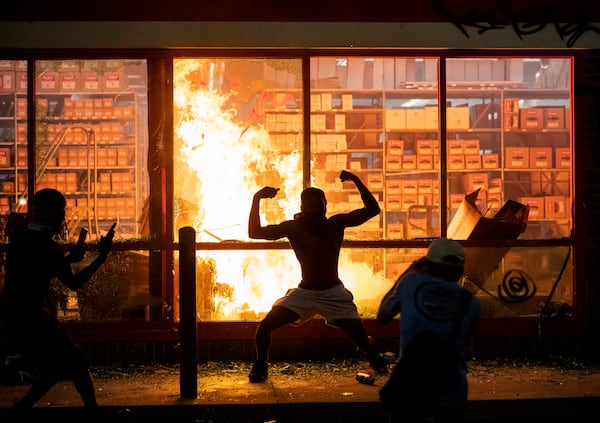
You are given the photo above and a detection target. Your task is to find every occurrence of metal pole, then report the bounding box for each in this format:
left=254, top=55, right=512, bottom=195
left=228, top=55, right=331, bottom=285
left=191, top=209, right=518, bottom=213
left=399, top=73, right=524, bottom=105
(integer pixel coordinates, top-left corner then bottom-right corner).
left=179, top=226, right=197, bottom=399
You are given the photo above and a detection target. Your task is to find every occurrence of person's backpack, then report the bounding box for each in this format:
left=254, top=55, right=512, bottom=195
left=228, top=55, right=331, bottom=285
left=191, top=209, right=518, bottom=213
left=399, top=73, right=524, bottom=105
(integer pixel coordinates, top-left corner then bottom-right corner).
left=379, top=290, right=472, bottom=418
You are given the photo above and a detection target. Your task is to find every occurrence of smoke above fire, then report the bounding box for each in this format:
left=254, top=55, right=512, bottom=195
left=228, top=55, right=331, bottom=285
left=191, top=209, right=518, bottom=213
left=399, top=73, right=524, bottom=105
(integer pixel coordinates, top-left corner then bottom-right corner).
left=173, top=59, right=389, bottom=321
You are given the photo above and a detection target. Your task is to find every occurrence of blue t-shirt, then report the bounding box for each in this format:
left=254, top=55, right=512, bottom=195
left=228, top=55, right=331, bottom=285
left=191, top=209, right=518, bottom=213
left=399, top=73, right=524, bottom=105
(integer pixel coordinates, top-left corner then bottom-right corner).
left=378, top=270, right=481, bottom=408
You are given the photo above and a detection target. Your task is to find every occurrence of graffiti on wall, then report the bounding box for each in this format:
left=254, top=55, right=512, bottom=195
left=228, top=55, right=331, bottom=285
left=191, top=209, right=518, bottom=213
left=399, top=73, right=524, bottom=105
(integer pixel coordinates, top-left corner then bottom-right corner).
left=433, top=0, right=600, bottom=47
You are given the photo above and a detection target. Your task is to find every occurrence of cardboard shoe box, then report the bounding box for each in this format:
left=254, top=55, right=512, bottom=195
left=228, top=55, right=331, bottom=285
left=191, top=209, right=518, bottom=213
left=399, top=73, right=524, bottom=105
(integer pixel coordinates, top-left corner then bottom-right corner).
left=385, top=179, right=402, bottom=195
left=447, top=140, right=464, bottom=155
left=386, top=195, right=402, bottom=211
left=387, top=139, right=404, bottom=155
left=519, top=196, right=545, bottom=219
left=482, top=153, right=499, bottom=169
left=446, top=106, right=470, bottom=129
left=0, top=148, right=11, bottom=167
left=505, top=147, right=530, bottom=168
left=385, top=109, right=406, bottom=130
left=543, top=107, right=565, bottom=129
left=36, top=71, right=59, bottom=93
left=59, top=72, right=80, bottom=92
left=555, top=148, right=571, bottom=168
left=0, top=71, right=15, bottom=92
left=463, top=173, right=489, bottom=192
left=545, top=195, right=568, bottom=219
left=465, top=154, right=481, bottom=169
left=529, top=147, right=553, bottom=169
left=462, top=139, right=480, bottom=155
left=405, top=109, right=425, bottom=129
left=448, top=154, right=465, bottom=170
left=519, top=108, right=544, bottom=129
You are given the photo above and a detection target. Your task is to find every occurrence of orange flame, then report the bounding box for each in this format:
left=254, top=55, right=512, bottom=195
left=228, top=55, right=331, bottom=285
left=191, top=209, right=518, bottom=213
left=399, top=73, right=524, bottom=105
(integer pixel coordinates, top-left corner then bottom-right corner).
left=173, top=59, right=390, bottom=321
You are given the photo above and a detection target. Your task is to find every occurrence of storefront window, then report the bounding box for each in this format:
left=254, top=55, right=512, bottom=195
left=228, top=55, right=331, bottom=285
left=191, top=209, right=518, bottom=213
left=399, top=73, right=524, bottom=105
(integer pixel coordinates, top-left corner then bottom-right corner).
left=0, top=60, right=28, bottom=241
left=0, top=53, right=579, bottom=326
left=172, top=58, right=305, bottom=321
left=34, top=59, right=149, bottom=242
left=445, top=57, right=573, bottom=318
left=170, top=55, right=574, bottom=322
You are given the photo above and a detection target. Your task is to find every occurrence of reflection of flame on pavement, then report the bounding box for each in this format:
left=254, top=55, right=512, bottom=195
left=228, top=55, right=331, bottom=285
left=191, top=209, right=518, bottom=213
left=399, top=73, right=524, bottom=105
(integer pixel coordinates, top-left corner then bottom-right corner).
left=173, top=59, right=388, bottom=321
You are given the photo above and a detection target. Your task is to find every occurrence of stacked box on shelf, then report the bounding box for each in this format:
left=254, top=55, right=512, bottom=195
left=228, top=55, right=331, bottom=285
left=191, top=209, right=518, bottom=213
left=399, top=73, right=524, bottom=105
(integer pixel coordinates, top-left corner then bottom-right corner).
left=465, top=155, right=481, bottom=169
left=488, top=177, right=502, bottom=194
left=385, top=109, right=406, bottom=130
left=386, top=154, right=402, bottom=170
left=530, top=147, right=553, bottom=169
left=545, top=196, right=568, bottom=219
left=1, top=181, right=15, bottom=193
left=112, top=171, right=135, bottom=192
left=504, top=98, right=520, bottom=129
left=0, top=70, right=16, bottom=93
left=487, top=192, right=503, bottom=214
left=519, top=196, right=545, bottom=219
left=449, top=194, right=464, bottom=210
left=104, top=70, right=127, bottom=92
left=402, top=194, right=418, bottom=210
left=14, top=97, right=26, bottom=119
left=0, top=197, right=10, bottom=215
left=424, top=106, right=438, bottom=129
left=505, top=147, right=530, bottom=168
left=417, top=155, right=434, bottom=170
left=349, top=157, right=368, bottom=170
left=0, top=148, right=11, bottom=167
left=386, top=194, right=401, bottom=211
left=403, top=179, right=417, bottom=195
left=463, top=173, right=489, bottom=192
left=385, top=179, right=402, bottom=195
left=463, top=139, right=480, bottom=155
left=543, top=107, right=565, bottom=128
left=367, top=173, right=383, bottom=191
left=405, top=109, right=425, bottom=129
left=58, top=71, right=80, bottom=92
left=386, top=223, right=404, bottom=240
left=36, top=71, right=59, bottom=93
left=519, top=108, right=544, bottom=129
left=417, top=180, right=433, bottom=205
left=325, top=153, right=347, bottom=171
left=447, top=106, right=470, bottom=129
left=448, top=140, right=464, bottom=155
left=401, top=154, right=417, bottom=170
left=448, top=155, right=465, bottom=170
left=387, top=139, right=404, bottom=155
left=482, top=154, right=499, bottom=169
left=416, top=139, right=437, bottom=155
left=555, top=148, right=571, bottom=168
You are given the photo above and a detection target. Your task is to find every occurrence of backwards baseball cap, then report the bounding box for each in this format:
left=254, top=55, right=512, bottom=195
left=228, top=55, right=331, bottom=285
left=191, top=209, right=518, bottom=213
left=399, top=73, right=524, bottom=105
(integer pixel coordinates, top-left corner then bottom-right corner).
left=426, top=238, right=465, bottom=265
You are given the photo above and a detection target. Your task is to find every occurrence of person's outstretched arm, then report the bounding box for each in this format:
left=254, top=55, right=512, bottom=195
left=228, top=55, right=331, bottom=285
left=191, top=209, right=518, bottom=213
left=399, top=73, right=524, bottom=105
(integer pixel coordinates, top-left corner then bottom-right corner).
left=59, top=229, right=115, bottom=291
left=339, top=170, right=381, bottom=226
left=248, top=186, right=287, bottom=240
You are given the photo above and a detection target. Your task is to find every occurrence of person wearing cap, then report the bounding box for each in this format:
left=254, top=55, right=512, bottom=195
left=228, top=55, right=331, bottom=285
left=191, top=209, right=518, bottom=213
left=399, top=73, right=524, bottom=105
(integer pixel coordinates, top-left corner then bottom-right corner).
left=377, top=238, right=482, bottom=423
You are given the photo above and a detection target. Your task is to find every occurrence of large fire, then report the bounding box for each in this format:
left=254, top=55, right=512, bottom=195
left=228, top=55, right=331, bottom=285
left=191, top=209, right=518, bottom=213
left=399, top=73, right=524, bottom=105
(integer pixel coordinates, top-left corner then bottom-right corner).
left=173, top=59, right=390, bottom=321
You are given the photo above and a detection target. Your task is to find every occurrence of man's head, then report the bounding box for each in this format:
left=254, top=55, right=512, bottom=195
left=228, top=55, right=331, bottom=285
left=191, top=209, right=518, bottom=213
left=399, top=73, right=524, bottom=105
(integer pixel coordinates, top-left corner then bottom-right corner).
left=31, top=188, right=66, bottom=233
left=425, top=238, right=465, bottom=281
left=300, top=187, right=327, bottom=218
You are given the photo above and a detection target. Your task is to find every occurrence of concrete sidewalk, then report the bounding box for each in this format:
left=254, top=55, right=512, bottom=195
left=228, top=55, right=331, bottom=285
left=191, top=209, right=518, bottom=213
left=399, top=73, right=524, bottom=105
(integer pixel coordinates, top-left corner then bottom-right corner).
left=1, top=359, right=599, bottom=422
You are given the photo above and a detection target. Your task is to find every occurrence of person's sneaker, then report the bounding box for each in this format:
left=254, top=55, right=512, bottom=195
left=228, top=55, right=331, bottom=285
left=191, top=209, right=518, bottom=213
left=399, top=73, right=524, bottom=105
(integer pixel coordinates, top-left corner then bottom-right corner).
left=248, top=361, right=268, bottom=383
left=367, top=351, right=389, bottom=374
